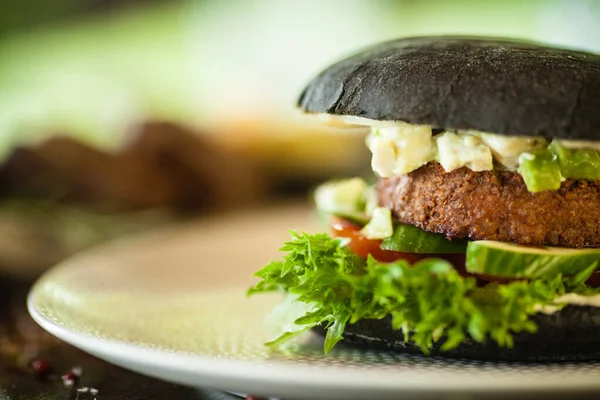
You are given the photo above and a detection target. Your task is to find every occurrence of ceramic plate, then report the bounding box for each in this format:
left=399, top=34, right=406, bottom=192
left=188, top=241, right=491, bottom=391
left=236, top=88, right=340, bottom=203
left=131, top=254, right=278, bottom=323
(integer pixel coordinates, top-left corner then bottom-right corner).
left=28, top=203, right=600, bottom=399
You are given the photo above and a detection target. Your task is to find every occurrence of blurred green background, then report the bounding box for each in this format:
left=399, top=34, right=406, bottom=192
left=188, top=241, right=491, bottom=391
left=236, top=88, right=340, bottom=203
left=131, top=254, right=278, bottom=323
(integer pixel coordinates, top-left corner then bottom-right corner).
left=0, top=0, right=599, bottom=278
left=0, top=0, right=599, bottom=156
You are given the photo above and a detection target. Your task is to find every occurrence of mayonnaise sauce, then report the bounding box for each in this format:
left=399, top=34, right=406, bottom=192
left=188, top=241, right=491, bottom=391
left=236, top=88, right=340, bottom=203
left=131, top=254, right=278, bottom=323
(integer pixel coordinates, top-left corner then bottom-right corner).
left=535, top=293, right=600, bottom=315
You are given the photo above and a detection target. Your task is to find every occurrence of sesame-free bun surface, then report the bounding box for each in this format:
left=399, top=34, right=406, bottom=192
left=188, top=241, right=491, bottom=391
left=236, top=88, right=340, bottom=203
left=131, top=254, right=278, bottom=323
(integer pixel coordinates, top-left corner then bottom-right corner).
left=299, top=37, right=600, bottom=140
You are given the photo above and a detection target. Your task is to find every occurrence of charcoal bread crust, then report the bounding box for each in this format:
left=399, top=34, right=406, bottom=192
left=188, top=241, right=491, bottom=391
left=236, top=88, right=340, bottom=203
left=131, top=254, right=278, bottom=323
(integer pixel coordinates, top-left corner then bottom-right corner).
left=313, top=306, right=600, bottom=362
left=298, top=36, right=600, bottom=141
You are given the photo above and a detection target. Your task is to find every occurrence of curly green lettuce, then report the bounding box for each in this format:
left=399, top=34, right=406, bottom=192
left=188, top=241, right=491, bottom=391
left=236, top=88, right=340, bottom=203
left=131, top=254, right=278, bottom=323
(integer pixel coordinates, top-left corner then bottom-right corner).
left=248, top=231, right=600, bottom=354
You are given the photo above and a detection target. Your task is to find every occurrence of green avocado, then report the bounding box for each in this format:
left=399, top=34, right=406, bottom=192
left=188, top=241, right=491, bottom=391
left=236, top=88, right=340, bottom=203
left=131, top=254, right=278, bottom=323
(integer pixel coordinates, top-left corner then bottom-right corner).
left=518, top=149, right=562, bottom=192
left=549, top=141, right=600, bottom=180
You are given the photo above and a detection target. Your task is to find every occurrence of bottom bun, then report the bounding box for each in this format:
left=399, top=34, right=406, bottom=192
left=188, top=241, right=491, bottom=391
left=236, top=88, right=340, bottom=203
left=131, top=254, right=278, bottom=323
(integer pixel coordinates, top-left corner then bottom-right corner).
left=313, top=306, right=600, bottom=362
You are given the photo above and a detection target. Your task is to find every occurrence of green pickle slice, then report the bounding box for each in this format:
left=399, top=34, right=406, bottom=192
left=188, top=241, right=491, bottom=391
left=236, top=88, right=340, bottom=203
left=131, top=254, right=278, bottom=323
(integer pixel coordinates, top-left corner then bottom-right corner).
left=381, top=224, right=468, bottom=253
left=466, top=240, right=600, bottom=278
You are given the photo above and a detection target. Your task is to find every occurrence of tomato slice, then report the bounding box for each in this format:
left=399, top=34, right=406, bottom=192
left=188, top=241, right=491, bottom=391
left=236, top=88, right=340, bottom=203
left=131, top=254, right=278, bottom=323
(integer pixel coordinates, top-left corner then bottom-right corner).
left=330, top=217, right=466, bottom=270
left=586, top=270, right=600, bottom=287
left=331, top=217, right=405, bottom=262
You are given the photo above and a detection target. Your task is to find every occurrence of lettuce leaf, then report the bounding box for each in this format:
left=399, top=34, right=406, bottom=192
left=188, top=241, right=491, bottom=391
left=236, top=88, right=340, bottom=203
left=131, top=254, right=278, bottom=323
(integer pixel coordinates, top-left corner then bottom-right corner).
left=248, top=231, right=600, bottom=353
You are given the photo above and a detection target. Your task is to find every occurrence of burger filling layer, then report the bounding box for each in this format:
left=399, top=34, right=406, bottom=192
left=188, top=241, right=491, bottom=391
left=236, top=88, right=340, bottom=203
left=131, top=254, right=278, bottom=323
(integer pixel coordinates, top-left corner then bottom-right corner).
left=249, top=225, right=600, bottom=353
left=249, top=173, right=600, bottom=353
left=365, top=122, right=600, bottom=193
left=248, top=117, right=600, bottom=354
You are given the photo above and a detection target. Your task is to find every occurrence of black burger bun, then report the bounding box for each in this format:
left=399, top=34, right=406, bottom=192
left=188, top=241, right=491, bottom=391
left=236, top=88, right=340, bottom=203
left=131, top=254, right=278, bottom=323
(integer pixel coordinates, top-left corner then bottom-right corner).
left=313, top=305, right=600, bottom=362
left=298, top=36, right=600, bottom=141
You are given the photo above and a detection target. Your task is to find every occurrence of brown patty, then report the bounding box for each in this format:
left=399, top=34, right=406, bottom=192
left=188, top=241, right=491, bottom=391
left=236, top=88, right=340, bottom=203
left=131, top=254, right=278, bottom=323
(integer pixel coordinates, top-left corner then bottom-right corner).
left=378, top=163, right=600, bottom=248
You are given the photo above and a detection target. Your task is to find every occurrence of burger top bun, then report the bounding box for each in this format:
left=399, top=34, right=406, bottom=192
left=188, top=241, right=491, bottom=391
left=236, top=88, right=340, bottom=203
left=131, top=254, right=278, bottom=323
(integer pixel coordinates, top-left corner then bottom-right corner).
left=298, top=36, right=600, bottom=141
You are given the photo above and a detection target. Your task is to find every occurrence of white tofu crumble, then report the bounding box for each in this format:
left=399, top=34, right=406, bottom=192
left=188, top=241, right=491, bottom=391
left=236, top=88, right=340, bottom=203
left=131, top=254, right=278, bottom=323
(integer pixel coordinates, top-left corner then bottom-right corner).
left=365, top=122, right=545, bottom=177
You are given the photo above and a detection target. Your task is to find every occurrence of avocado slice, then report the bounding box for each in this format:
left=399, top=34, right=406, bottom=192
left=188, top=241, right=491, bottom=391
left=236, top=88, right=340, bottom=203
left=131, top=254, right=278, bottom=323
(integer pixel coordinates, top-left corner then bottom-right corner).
left=549, top=140, right=600, bottom=181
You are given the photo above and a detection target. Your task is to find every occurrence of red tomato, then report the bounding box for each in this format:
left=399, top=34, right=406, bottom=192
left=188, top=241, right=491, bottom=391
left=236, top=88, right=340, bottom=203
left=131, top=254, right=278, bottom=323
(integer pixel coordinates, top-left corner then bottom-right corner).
left=586, top=270, right=600, bottom=287
left=330, top=217, right=466, bottom=270
left=330, top=217, right=407, bottom=262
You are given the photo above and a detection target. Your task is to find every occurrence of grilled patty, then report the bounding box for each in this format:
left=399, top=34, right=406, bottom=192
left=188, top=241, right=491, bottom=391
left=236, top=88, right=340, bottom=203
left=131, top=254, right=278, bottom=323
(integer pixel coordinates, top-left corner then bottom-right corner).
left=378, top=163, right=600, bottom=248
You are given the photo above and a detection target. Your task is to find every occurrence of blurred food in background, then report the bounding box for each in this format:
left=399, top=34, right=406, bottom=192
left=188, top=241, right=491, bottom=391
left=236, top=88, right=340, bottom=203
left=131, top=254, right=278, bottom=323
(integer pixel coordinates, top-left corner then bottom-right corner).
left=0, top=122, right=264, bottom=211
left=0, top=0, right=598, bottom=278
left=0, top=122, right=265, bottom=279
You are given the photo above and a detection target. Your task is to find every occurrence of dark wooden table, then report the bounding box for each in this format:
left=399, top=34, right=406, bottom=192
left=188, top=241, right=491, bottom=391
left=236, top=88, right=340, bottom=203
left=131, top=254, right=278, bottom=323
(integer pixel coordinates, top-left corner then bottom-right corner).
left=0, top=275, right=242, bottom=400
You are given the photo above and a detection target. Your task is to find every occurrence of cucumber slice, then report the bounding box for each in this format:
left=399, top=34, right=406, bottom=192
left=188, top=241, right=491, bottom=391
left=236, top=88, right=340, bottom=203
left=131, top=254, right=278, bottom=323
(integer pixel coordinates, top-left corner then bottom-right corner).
left=466, top=240, right=600, bottom=278
left=381, top=224, right=468, bottom=253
